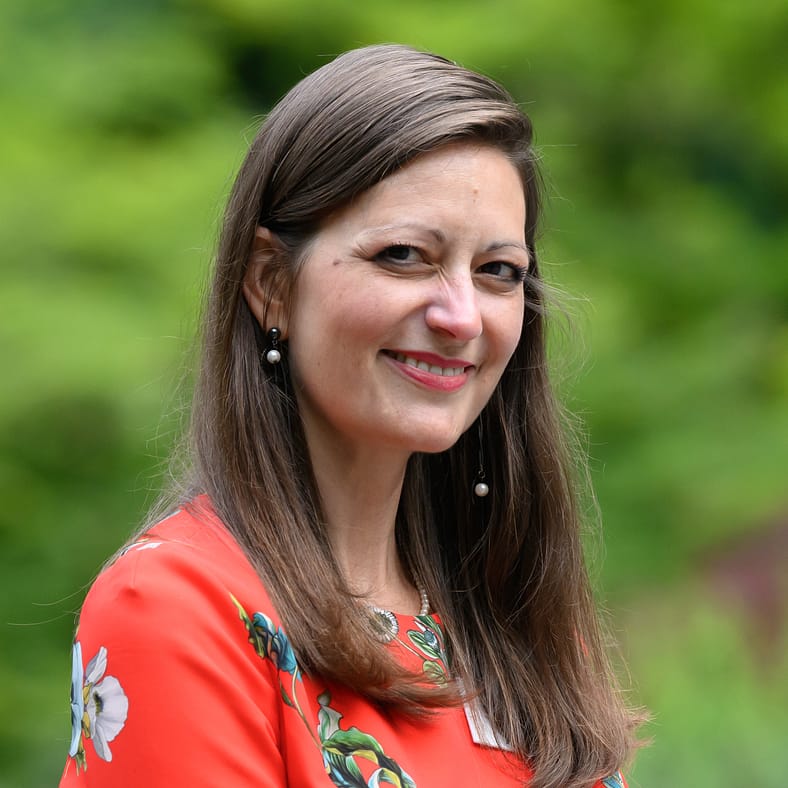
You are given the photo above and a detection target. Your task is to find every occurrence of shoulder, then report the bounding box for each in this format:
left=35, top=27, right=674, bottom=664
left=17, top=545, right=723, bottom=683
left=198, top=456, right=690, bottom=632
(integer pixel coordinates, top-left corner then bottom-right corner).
left=76, top=496, right=281, bottom=665
left=82, top=497, right=269, bottom=628
left=63, top=498, right=288, bottom=784
left=104, top=497, right=254, bottom=581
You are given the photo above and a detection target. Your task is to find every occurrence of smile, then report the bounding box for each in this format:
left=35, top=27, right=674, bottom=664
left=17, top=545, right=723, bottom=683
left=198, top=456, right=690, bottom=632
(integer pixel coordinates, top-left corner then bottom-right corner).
left=391, top=352, right=465, bottom=377
left=382, top=349, right=473, bottom=393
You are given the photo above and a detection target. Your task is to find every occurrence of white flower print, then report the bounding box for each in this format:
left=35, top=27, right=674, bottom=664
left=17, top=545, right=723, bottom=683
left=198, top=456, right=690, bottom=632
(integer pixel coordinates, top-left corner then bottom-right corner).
left=68, top=642, right=129, bottom=772
left=118, top=538, right=163, bottom=557
left=69, top=642, right=85, bottom=759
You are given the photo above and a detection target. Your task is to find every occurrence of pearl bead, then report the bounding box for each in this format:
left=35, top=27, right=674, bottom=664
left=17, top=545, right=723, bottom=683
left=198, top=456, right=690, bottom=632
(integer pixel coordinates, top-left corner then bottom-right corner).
left=474, top=482, right=489, bottom=497
left=418, top=586, right=430, bottom=616
left=266, top=348, right=281, bottom=364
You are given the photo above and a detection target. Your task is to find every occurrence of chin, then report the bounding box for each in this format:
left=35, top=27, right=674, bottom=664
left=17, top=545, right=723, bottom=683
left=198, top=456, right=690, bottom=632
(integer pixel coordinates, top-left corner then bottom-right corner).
left=377, top=412, right=474, bottom=456
left=403, top=428, right=466, bottom=456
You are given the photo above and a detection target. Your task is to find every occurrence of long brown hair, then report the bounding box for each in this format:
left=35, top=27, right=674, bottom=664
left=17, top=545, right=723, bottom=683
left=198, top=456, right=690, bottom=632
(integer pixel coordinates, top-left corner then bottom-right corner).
left=172, top=44, right=639, bottom=788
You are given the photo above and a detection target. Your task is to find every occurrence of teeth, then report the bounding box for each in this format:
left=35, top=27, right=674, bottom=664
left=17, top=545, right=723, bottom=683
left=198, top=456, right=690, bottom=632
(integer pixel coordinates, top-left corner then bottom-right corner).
left=393, top=352, right=464, bottom=377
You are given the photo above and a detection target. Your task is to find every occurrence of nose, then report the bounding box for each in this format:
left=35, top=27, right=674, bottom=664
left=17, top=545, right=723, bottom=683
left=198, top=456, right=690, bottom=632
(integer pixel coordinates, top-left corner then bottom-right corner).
left=424, top=273, right=483, bottom=341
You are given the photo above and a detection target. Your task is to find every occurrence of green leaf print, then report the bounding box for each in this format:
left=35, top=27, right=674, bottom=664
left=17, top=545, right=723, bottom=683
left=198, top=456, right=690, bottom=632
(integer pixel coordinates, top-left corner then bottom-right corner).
left=414, top=614, right=443, bottom=639
left=406, top=630, right=441, bottom=661
left=422, top=660, right=447, bottom=685
left=317, top=691, right=417, bottom=788
left=324, top=728, right=388, bottom=758
left=231, top=595, right=271, bottom=659
left=280, top=683, right=295, bottom=707
left=403, top=616, right=449, bottom=686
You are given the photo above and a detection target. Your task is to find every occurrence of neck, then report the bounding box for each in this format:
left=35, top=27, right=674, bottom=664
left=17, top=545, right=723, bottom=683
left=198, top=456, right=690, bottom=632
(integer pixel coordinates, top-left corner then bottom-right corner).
left=308, top=438, right=422, bottom=614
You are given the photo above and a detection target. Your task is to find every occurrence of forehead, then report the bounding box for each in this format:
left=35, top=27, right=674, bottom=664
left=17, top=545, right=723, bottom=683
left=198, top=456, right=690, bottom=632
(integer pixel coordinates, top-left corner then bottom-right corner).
left=327, top=143, right=527, bottom=237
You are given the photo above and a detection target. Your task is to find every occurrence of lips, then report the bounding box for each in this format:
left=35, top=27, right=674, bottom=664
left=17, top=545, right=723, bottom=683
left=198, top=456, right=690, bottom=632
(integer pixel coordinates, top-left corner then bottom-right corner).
left=382, top=349, right=473, bottom=392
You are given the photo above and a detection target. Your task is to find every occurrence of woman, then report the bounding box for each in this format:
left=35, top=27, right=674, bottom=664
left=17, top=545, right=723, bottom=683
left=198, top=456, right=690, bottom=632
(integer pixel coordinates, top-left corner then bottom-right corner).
left=62, top=45, right=640, bottom=787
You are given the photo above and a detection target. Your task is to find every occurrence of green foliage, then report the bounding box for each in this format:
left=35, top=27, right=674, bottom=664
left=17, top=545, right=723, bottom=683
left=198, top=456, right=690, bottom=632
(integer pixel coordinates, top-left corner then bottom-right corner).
left=1, top=1, right=785, bottom=785
left=624, top=587, right=788, bottom=787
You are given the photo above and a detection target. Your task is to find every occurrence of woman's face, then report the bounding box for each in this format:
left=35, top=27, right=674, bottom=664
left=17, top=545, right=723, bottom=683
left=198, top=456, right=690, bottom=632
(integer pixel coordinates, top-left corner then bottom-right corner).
left=284, top=143, right=529, bottom=461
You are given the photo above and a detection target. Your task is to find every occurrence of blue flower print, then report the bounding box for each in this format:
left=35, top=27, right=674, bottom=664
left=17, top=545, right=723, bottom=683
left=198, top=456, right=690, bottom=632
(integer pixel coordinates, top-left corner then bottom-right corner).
left=231, top=594, right=313, bottom=731
left=251, top=611, right=298, bottom=674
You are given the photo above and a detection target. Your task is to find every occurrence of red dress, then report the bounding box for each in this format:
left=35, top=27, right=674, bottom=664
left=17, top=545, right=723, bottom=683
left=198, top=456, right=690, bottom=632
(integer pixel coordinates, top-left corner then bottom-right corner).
left=61, top=498, right=626, bottom=787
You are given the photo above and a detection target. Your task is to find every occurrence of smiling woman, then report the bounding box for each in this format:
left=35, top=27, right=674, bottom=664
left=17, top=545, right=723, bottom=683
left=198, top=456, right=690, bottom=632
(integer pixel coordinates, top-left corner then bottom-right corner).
left=60, top=45, right=642, bottom=788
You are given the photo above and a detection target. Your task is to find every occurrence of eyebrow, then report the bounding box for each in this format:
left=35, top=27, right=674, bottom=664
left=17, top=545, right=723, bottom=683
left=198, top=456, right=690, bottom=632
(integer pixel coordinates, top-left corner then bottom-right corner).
left=485, top=240, right=530, bottom=256
left=362, top=223, right=447, bottom=244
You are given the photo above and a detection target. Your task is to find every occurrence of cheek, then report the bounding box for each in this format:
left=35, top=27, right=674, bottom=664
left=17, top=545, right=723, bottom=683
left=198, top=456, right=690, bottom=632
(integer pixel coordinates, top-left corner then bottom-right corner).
left=326, top=287, right=398, bottom=351
left=288, top=288, right=386, bottom=379
left=504, top=321, right=524, bottom=363
left=491, top=300, right=525, bottom=366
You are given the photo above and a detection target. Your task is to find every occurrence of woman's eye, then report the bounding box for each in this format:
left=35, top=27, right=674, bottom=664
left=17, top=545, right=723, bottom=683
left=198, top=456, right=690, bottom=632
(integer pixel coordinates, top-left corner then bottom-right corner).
left=376, top=244, right=420, bottom=264
left=479, top=261, right=527, bottom=282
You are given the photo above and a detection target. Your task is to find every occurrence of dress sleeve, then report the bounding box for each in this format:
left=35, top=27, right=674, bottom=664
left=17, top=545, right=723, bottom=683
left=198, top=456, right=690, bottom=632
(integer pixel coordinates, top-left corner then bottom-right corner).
left=59, top=539, right=287, bottom=787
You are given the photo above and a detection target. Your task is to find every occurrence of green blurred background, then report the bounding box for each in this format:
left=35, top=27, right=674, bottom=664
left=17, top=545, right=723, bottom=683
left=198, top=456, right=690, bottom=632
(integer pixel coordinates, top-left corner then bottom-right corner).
left=2, top=1, right=786, bottom=785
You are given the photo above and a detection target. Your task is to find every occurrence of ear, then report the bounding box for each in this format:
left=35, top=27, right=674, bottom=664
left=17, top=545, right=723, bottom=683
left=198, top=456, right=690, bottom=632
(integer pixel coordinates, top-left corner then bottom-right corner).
left=242, top=226, right=290, bottom=337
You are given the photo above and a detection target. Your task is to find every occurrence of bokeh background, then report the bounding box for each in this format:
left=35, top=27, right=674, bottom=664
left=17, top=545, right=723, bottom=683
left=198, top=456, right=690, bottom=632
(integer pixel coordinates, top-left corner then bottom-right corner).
left=2, top=1, right=786, bottom=785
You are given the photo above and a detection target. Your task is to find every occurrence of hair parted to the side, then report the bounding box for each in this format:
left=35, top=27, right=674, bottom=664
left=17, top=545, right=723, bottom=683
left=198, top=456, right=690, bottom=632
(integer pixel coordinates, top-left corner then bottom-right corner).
left=169, top=44, right=640, bottom=788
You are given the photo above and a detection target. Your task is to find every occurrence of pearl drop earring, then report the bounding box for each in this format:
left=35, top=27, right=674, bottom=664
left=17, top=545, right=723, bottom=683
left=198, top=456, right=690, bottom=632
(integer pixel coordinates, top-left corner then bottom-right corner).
left=473, top=417, right=489, bottom=497
left=265, top=327, right=282, bottom=364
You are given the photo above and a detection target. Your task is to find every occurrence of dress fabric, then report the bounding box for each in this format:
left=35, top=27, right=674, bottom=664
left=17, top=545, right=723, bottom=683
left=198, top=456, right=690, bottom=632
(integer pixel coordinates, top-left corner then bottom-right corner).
left=60, top=497, right=626, bottom=788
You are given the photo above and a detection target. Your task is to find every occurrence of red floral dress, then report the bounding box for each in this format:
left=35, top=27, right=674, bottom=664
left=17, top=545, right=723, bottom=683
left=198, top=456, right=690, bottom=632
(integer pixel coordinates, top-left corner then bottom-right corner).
left=61, top=498, right=626, bottom=788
